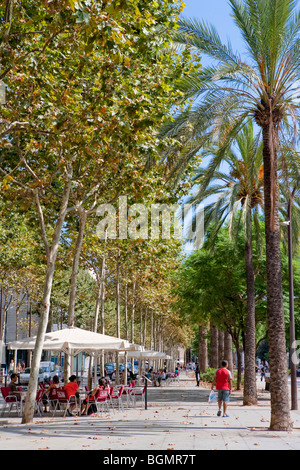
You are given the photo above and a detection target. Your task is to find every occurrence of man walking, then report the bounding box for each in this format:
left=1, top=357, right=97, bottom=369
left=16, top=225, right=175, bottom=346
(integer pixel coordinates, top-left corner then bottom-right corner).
left=211, top=360, right=232, bottom=417
left=195, top=363, right=200, bottom=387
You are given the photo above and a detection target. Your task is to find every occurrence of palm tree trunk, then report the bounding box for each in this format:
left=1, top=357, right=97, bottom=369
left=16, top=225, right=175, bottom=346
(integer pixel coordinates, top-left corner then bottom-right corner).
left=224, top=329, right=233, bottom=375
left=198, top=323, right=208, bottom=373
left=210, top=322, right=219, bottom=368
left=236, top=343, right=242, bottom=390
left=218, top=329, right=224, bottom=368
left=243, top=225, right=258, bottom=405
left=262, top=123, right=292, bottom=430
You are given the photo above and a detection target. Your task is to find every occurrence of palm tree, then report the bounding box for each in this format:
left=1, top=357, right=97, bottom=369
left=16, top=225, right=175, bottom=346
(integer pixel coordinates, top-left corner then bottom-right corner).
left=167, top=0, right=300, bottom=430
left=186, top=121, right=264, bottom=405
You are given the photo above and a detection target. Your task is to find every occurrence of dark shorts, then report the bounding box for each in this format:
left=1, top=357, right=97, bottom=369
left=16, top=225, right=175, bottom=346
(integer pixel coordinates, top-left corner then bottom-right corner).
left=217, top=390, right=230, bottom=402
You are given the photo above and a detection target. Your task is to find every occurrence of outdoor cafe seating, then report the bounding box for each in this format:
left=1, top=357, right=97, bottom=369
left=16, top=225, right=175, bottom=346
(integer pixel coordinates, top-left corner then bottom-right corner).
left=1, top=386, right=45, bottom=417
left=48, top=387, right=79, bottom=417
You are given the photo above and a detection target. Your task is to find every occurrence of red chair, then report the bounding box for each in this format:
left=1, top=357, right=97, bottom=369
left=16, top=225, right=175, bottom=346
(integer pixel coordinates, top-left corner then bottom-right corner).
left=82, top=388, right=109, bottom=415
left=110, top=385, right=124, bottom=411
left=57, top=388, right=78, bottom=416
left=35, top=389, right=45, bottom=416
left=48, top=387, right=76, bottom=416
left=48, top=387, right=60, bottom=415
left=95, top=389, right=109, bottom=414
left=1, top=387, right=21, bottom=416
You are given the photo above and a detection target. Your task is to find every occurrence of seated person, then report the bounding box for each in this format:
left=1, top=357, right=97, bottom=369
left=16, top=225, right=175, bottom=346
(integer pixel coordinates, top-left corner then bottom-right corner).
left=8, top=373, right=22, bottom=401
left=101, top=377, right=110, bottom=394
left=154, top=370, right=166, bottom=387
left=45, top=375, right=60, bottom=393
left=81, top=378, right=107, bottom=415
left=64, top=375, right=80, bottom=416
left=43, top=375, right=60, bottom=413
left=146, top=368, right=153, bottom=380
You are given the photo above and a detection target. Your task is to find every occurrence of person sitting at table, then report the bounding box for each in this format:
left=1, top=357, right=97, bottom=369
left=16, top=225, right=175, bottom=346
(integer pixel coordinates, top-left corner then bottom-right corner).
left=8, top=373, right=22, bottom=401
left=128, top=369, right=135, bottom=383
left=101, top=377, right=110, bottom=394
left=153, top=370, right=166, bottom=387
left=81, top=378, right=107, bottom=415
left=64, top=375, right=80, bottom=416
left=43, top=375, right=60, bottom=413
left=146, top=367, right=153, bottom=380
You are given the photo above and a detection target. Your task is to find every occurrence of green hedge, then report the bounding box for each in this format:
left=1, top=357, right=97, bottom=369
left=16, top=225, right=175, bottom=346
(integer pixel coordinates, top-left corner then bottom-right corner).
left=200, top=368, right=216, bottom=383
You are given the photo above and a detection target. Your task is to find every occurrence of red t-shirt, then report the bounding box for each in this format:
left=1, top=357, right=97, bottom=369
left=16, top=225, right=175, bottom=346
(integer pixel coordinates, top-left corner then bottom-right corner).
left=64, top=381, right=79, bottom=398
left=215, top=368, right=232, bottom=390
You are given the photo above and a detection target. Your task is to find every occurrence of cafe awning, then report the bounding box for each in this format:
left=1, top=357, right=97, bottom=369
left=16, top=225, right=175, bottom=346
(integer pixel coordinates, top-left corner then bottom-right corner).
left=7, top=327, right=134, bottom=356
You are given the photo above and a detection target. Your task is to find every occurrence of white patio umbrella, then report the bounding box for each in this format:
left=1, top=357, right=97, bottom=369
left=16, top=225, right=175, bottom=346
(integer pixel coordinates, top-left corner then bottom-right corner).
left=7, top=327, right=134, bottom=356
left=119, top=350, right=170, bottom=376
left=120, top=350, right=168, bottom=359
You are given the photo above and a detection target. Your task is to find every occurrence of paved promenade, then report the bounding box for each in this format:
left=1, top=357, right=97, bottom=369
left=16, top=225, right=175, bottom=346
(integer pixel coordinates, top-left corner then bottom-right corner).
left=0, top=373, right=300, bottom=452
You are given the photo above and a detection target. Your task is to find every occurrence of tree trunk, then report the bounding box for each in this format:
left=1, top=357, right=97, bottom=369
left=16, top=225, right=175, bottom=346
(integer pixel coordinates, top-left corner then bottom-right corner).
left=262, top=123, right=291, bottom=430
left=236, top=343, right=242, bottom=390
left=124, top=277, right=128, bottom=340
left=115, top=256, right=121, bottom=385
left=140, top=309, right=143, bottom=345
left=210, top=322, right=219, bottom=368
left=130, top=280, right=136, bottom=345
left=93, top=261, right=106, bottom=380
left=67, top=209, right=88, bottom=327
left=143, top=308, right=147, bottom=347
left=21, top=179, right=72, bottom=424
left=64, top=208, right=88, bottom=382
left=224, top=329, right=233, bottom=375
left=198, top=323, right=208, bottom=372
left=218, top=329, right=224, bottom=368
left=243, top=228, right=258, bottom=405
left=150, top=309, right=154, bottom=350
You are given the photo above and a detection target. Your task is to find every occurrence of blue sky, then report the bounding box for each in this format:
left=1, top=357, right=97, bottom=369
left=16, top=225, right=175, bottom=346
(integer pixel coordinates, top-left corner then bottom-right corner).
left=181, top=0, right=245, bottom=53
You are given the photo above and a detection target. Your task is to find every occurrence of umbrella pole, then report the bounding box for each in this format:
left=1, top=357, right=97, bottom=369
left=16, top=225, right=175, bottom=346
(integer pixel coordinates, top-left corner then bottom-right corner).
left=94, top=354, right=98, bottom=388
left=124, top=352, right=128, bottom=386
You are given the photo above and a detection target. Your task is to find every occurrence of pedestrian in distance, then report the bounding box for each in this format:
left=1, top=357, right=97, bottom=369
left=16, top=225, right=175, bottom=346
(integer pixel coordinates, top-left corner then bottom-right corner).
left=8, top=359, right=14, bottom=376
left=211, top=360, right=232, bottom=418
left=195, top=363, right=200, bottom=387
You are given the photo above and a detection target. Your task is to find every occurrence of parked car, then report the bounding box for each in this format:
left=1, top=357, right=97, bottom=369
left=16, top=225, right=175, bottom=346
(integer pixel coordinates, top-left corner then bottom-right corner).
left=93, top=361, right=139, bottom=377
left=104, top=363, right=115, bottom=374
left=297, top=367, right=300, bottom=378
left=19, top=367, right=45, bottom=385
left=55, top=366, right=63, bottom=381
left=39, top=361, right=57, bottom=383
left=119, top=362, right=139, bottom=374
